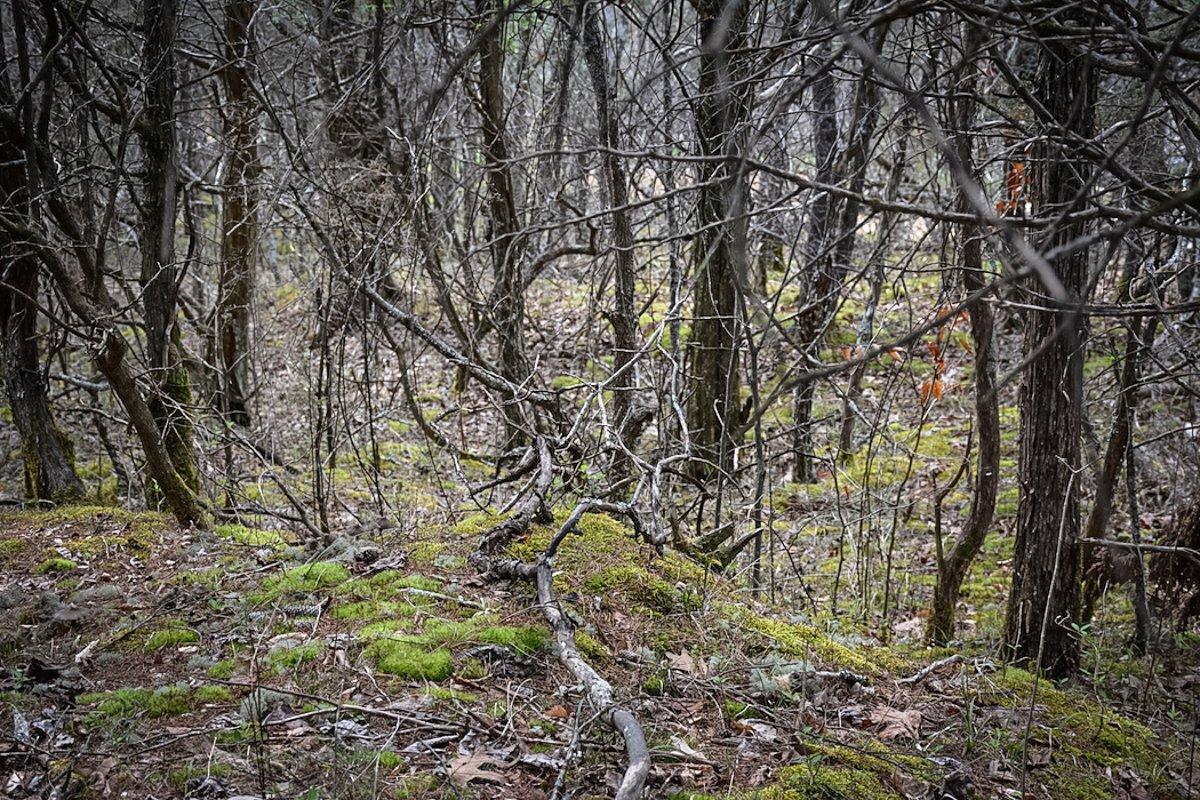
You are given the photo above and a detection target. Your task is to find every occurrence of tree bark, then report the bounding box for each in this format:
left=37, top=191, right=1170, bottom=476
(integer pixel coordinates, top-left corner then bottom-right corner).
left=928, top=24, right=998, bottom=645
left=0, top=64, right=84, bottom=504
left=687, top=0, right=750, bottom=479
left=579, top=0, right=639, bottom=479
left=1003, top=22, right=1096, bottom=678
left=791, top=52, right=839, bottom=484
left=476, top=0, right=531, bottom=450
left=217, top=0, right=259, bottom=426
left=140, top=0, right=201, bottom=496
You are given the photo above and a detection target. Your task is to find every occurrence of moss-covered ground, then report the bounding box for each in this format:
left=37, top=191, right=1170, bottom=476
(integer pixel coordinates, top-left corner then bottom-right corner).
left=0, top=493, right=1193, bottom=799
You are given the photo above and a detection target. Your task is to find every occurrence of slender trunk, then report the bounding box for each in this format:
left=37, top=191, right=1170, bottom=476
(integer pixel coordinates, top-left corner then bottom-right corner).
left=928, top=25, right=998, bottom=645
left=791, top=52, right=839, bottom=483
left=579, top=0, right=639, bottom=478
left=1003, top=22, right=1096, bottom=678
left=217, top=0, right=259, bottom=426
left=1, top=260, right=85, bottom=503
left=476, top=0, right=530, bottom=449
left=688, top=0, right=750, bottom=480
left=141, top=0, right=201, bottom=496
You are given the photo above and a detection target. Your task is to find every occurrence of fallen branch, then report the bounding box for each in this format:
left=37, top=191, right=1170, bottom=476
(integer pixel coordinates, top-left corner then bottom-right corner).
left=488, top=499, right=651, bottom=800
left=897, top=653, right=964, bottom=685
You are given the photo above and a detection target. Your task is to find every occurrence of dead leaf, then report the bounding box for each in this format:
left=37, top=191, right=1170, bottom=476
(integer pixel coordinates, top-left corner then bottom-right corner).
left=869, top=705, right=922, bottom=740
left=545, top=704, right=570, bottom=719
left=667, top=648, right=697, bottom=674
left=448, top=752, right=507, bottom=787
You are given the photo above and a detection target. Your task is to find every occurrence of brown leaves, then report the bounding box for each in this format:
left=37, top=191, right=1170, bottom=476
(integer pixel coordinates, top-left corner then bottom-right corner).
left=868, top=705, right=922, bottom=741
left=447, top=751, right=507, bottom=788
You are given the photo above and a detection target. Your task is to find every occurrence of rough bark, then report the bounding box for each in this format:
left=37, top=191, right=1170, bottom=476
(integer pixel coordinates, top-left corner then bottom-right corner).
left=140, top=0, right=201, bottom=496
left=928, top=25, right=998, bottom=645
left=0, top=79, right=84, bottom=504
left=1003, top=23, right=1096, bottom=678
left=476, top=0, right=531, bottom=450
left=791, top=52, right=839, bottom=484
left=687, top=0, right=750, bottom=479
left=579, top=0, right=640, bottom=478
left=216, top=0, right=259, bottom=426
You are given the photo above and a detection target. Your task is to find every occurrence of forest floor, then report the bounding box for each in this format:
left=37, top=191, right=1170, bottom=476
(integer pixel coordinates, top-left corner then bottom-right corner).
left=1, top=499, right=1197, bottom=800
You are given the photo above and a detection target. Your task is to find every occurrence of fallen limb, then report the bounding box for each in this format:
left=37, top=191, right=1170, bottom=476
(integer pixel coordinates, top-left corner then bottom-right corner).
left=488, top=499, right=651, bottom=800
left=897, top=653, right=964, bottom=685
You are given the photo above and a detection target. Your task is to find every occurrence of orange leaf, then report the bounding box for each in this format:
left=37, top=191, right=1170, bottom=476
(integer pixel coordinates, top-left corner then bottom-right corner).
left=546, top=705, right=570, bottom=719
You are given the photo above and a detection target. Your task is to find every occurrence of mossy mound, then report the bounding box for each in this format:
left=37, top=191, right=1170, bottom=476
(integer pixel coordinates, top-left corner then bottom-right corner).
left=215, top=523, right=292, bottom=548
left=253, top=561, right=350, bottom=602
left=360, top=612, right=548, bottom=682
left=977, top=667, right=1176, bottom=796
left=78, top=683, right=233, bottom=728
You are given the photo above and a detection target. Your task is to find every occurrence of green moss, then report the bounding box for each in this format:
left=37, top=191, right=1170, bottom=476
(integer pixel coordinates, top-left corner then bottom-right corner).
left=338, top=571, right=441, bottom=601
left=425, top=685, right=477, bottom=704
left=761, top=760, right=901, bottom=800
left=409, top=541, right=446, bottom=565
left=36, top=557, right=77, bottom=574
left=723, top=700, right=750, bottom=720
left=215, top=523, right=290, bottom=548
left=367, top=639, right=453, bottom=680
left=78, top=684, right=199, bottom=725
left=0, top=538, right=28, bottom=557
left=333, top=600, right=419, bottom=621
left=730, top=607, right=884, bottom=676
left=267, top=641, right=323, bottom=672
left=584, top=565, right=700, bottom=614
left=206, top=659, right=236, bottom=680
left=575, top=630, right=610, bottom=661
left=643, top=674, right=667, bottom=695
left=142, top=623, right=200, bottom=652
left=256, top=561, right=349, bottom=601
left=193, top=685, right=233, bottom=705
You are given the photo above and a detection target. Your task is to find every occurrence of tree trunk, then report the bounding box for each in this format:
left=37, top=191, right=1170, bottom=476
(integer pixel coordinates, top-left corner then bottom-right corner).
left=687, top=0, right=750, bottom=479
left=928, top=23, right=997, bottom=645
left=791, top=52, right=839, bottom=484
left=0, top=83, right=85, bottom=504
left=1, top=260, right=85, bottom=504
left=579, top=0, right=639, bottom=478
left=141, top=0, right=201, bottom=496
left=217, top=0, right=259, bottom=426
left=1003, top=23, right=1096, bottom=678
left=476, top=0, right=530, bottom=450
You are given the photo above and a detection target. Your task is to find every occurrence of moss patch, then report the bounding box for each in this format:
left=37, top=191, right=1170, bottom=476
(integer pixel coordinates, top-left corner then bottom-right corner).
left=35, top=557, right=77, bottom=574
left=255, top=561, right=349, bottom=602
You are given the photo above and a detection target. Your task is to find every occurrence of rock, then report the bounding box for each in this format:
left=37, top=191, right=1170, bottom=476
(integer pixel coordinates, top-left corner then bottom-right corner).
left=69, top=584, right=122, bottom=605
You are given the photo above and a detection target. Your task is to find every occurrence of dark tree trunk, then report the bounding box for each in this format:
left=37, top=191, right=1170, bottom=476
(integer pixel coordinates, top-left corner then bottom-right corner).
left=579, top=0, right=639, bottom=478
left=1, top=260, right=85, bottom=504
left=217, top=0, right=259, bottom=426
left=928, top=24, right=998, bottom=645
left=140, top=0, right=201, bottom=496
left=476, top=0, right=530, bottom=450
left=1003, top=24, right=1096, bottom=678
left=0, top=7, right=84, bottom=504
left=687, top=0, right=750, bottom=479
left=792, top=53, right=839, bottom=484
